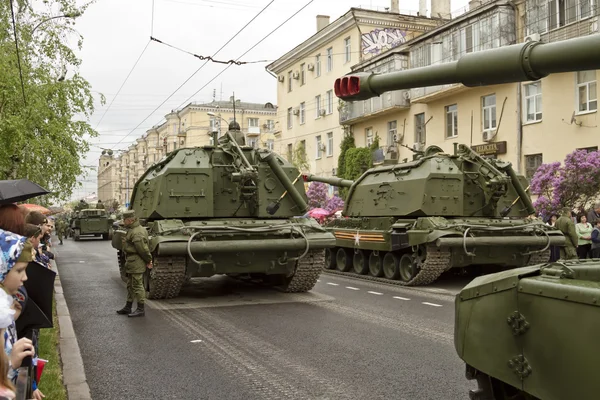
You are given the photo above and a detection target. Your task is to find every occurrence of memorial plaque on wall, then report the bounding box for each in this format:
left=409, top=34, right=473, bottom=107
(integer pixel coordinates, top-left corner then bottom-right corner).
left=471, top=141, right=507, bottom=156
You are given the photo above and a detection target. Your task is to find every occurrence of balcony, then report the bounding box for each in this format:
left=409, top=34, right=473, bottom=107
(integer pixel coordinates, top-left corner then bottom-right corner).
left=339, top=90, right=410, bottom=125
left=410, top=83, right=469, bottom=103
left=246, top=126, right=261, bottom=136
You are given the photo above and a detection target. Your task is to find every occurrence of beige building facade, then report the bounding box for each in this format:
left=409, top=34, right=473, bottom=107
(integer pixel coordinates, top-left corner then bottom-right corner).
left=268, top=0, right=599, bottom=185
left=97, top=98, right=277, bottom=205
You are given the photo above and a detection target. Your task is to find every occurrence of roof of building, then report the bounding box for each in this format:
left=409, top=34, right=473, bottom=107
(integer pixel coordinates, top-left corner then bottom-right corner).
left=185, top=99, right=278, bottom=112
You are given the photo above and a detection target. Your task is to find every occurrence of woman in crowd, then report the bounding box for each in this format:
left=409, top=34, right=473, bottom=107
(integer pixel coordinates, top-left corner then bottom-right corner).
left=575, top=214, right=593, bottom=259
left=0, top=206, right=25, bottom=237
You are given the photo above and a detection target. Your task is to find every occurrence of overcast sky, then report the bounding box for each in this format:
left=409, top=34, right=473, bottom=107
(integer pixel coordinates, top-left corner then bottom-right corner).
left=70, top=0, right=469, bottom=200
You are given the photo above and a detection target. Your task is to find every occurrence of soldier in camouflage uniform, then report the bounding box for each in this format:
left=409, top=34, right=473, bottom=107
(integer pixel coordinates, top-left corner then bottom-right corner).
left=556, top=207, right=579, bottom=260
left=56, top=218, right=66, bottom=245
left=116, top=210, right=153, bottom=317
left=96, top=199, right=105, bottom=210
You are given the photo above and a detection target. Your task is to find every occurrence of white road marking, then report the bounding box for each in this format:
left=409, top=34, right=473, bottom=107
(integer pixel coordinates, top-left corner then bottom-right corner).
left=316, top=280, right=320, bottom=282
left=190, top=340, right=203, bottom=343
left=79, top=261, right=85, bottom=263
left=326, top=282, right=339, bottom=286
left=393, top=296, right=411, bottom=301
left=367, top=291, right=383, bottom=295
left=422, top=302, right=443, bottom=307
left=345, top=286, right=360, bottom=290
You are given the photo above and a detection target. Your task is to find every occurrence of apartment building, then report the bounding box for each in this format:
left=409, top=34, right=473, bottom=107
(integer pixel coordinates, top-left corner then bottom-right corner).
left=97, top=98, right=277, bottom=205
left=266, top=1, right=443, bottom=179
left=269, top=0, right=599, bottom=183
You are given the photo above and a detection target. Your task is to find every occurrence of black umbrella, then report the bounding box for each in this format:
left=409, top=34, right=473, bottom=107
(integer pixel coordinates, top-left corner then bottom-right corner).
left=0, top=179, right=49, bottom=205
left=15, top=262, right=56, bottom=335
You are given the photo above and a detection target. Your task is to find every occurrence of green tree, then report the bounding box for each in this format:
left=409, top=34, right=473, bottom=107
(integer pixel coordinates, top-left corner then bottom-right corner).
left=370, top=133, right=380, bottom=151
left=0, top=0, right=102, bottom=202
left=337, top=128, right=355, bottom=179
left=291, top=141, right=309, bottom=171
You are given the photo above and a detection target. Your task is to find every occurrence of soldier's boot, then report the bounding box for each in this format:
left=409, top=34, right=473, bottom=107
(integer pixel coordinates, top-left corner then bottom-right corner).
left=116, top=302, right=133, bottom=315
left=128, top=304, right=145, bottom=318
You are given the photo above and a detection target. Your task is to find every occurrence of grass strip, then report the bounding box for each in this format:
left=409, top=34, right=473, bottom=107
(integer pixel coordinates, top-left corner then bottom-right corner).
left=37, top=299, right=67, bottom=400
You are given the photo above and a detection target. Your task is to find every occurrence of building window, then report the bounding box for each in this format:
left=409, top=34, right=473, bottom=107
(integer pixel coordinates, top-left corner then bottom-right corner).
left=366, top=127, right=374, bottom=146
left=327, top=132, right=333, bottom=156
left=316, top=135, right=322, bottom=159
left=525, top=153, right=543, bottom=179
left=577, top=70, right=597, bottom=113
left=300, top=102, right=306, bottom=124
left=344, top=37, right=351, bottom=63
left=287, top=71, right=292, bottom=92
left=266, top=139, right=274, bottom=151
left=315, top=54, right=321, bottom=77
left=315, top=95, right=321, bottom=118
left=287, top=143, right=293, bottom=162
left=326, top=47, right=333, bottom=72
left=445, top=104, right=458, bottom=138
left=248, top=138, right=258, bottom=148
left=326, top=90, right=333, bottom=114
left=248, top=118, right=259, bottom=127
left=287, top=107, right=293, bottom=129
left=172, top=123, right=177, bottom=134
left=415, top=113, right=425, bottom=144
left=209, top=117, right=217, bottom=132
left=387, top=121, right=397, bottom=145
left=265, top=119, right=275, bottom=131
left=524, top=82, right=542, bottom=122
left=548, top=0, right=578, bottom=30
left=300, top=63, right=306, bottom=85
left=482, top=94, right=497, bottom=132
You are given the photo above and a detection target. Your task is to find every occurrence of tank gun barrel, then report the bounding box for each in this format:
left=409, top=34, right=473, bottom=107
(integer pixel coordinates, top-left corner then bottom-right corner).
left=263, top=153, right=309, bottom=214
left=302, top=174, right=354, bottom=188
left=335, top=34, right=600, bottom=101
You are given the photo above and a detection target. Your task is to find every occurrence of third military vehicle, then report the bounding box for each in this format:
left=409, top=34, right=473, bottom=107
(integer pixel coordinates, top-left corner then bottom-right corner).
left=306, top=32, right=600, bottom=287
left=70, top=209, right=114, bottom=241
left=112, top=121, right=335, bottom=299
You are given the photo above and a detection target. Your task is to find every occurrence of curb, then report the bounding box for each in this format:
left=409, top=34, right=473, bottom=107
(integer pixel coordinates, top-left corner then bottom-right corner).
left=53, top=259, right=93, bottom=400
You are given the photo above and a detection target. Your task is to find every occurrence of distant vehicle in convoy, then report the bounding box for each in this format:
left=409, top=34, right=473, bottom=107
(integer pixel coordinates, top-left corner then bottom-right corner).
left=111, top=121, right=335, bottom=299
left=70, top=209, right=114, bottom=241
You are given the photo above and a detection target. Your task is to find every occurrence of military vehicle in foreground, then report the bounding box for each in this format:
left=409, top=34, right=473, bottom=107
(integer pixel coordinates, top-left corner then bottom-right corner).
left=455, top=259, right=600, bottom=400
left=70, top=209, right=113, bottom=241
left=309, top=33, right=600, bottom=287
left=112, top=121, right=335, bottom=299
left=305, top=143, right=563, bottom=286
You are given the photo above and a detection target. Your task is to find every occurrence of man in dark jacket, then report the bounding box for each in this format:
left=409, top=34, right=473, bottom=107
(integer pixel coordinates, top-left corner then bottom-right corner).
left=588, top=202, right=600, bottom=226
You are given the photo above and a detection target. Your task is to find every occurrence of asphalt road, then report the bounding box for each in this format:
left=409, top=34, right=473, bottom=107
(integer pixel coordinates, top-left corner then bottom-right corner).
left=55, top=236, right=475, bottom=400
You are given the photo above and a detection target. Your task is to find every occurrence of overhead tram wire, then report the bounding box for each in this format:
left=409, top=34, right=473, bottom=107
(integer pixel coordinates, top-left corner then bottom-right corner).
left=93, top=40, right=152, bottom=130
left=173, top=0, right=316, bottom=113
left=107, top=0, right=276, bottom=152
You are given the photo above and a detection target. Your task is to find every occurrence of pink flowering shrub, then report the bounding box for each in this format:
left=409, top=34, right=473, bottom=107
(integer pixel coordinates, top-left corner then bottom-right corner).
left=306, top=182, right=328, bottom=209
left=531, top=149, right=600, bottom=218
left=325, top=196, right=344, bottom=212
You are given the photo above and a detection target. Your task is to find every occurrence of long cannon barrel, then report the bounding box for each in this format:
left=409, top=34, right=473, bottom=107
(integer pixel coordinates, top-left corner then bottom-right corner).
left=335, top=34, right=600, bottom=101
left=264, top=152, right=309, bottom=214
left=302, top=174, right=354, bottom=188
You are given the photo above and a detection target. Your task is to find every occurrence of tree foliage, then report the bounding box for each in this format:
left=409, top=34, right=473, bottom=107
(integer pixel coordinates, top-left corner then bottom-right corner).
left=306, top=181, right=328, bottom=209
left=344, top=148, right=372, bottom=181
left=0, top=0, right=101, bottom=202
left=337, top=130, right=355, bottom=179
left=291, top=141, right=309, bottom=171
left=369, top=133, right=380, bottom=151
left=531, top=149, right=600, bottom=218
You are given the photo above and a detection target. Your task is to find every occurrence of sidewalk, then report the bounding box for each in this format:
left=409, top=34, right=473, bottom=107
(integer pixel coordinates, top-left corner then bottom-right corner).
left=52, top=246, right=92, bottom=400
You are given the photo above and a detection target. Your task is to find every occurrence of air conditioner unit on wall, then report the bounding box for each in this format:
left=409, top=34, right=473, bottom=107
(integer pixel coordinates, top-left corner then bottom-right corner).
left=293, top=71, right=300, bottom=79
left=307, top=63, right=314, bottom=71
left=293, top=108, right=300, bottom=115
left=525, top=33, right=540, bottom=42
left=482, top=130, right=495, bottom=142
left=319, top=109, right=326, bottom=116
left=413, top=142, right=424, bottom=151
left=278, top=75, right=285, bottom=82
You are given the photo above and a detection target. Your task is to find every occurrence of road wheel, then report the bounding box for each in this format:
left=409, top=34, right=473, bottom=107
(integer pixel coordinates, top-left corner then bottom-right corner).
left=383, top=252, right=400, bottom=280
left=336, top=248, right=352, bottom=272
left=399, top=254, right=418, bottom=283
left=324, top=248, right=336, bottom=269
left=368, top=251, right=384, bottom=277
left=353, top=249, right=369, bottom=275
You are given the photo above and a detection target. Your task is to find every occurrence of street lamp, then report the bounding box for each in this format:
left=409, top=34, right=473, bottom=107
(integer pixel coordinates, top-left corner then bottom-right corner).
left=31, top=11, right=82, bottom=34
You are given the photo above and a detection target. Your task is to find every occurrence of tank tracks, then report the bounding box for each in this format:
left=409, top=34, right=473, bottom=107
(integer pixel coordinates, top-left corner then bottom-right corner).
left=146, top=256, right=186, bottom=299
left=278, top=249, right=325, bottom=293
left=324, top=245, right=451, bottom=287
left=525, top=249, right=551, bottom=266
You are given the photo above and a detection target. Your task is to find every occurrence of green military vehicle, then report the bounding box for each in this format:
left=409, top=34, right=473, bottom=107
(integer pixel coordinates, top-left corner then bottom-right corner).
left=112, top=121, right=335, bottom=299
left=70, top=209, right=114, bottom=241
left=305, top=144, right=563, bottom=286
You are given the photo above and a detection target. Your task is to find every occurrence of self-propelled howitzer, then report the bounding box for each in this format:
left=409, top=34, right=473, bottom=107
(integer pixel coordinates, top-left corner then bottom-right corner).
left=334, top=33, right=600, bottom=101
left=305, top=144, right=564, bottom=286
left=111, top=122, right=335, bottom=299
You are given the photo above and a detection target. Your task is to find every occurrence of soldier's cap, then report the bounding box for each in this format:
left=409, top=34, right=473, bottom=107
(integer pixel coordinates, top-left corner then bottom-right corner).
left=122, top=210, right=136, bottom=219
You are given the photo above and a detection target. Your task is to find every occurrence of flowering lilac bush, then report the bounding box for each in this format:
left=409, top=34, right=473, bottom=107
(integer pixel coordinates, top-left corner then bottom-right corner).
left=531, top=149, right=600, bottom=218
left=306, top=182, right=328, bottom=209
left=325, top=196, right=344, bottom=212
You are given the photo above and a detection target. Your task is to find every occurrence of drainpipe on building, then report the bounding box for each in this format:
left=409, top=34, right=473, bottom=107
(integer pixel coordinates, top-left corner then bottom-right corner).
left=508, top=0, right=523, bottom=173
left=350, top=10, right=365, bottom=64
